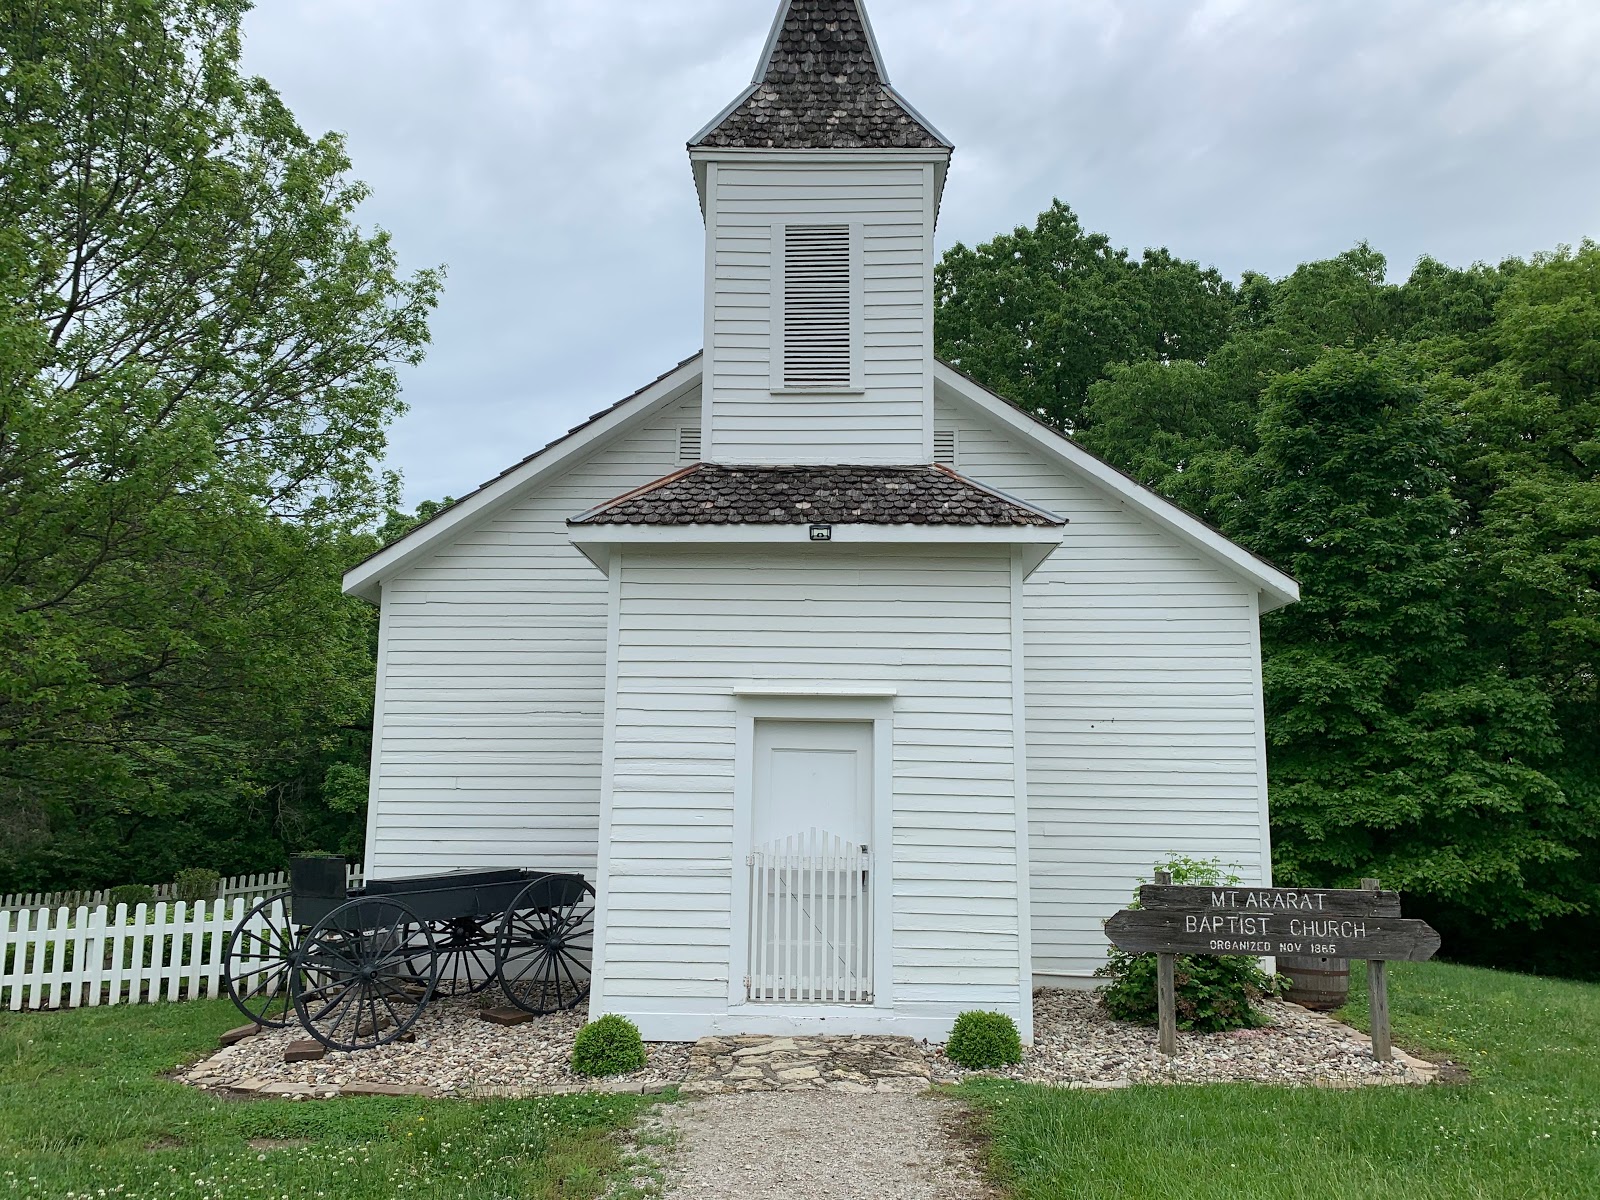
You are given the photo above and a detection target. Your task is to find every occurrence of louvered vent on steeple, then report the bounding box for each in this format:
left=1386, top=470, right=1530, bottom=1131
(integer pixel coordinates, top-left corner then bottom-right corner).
left=780, top=224, right=856, bottom=390
left=677, top=425, right=702, bottom=464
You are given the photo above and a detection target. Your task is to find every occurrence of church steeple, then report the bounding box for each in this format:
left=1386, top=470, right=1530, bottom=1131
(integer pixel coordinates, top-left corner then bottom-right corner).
left=691, top=0, right=949, bottom=152
left=689, top=0, right=951, bottom=467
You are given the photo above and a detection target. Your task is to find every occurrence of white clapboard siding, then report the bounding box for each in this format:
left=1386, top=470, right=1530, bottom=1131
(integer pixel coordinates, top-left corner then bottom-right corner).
left=1, top=899, right=247, bottom=1010
left=368, top=392, right=702, bottom=879
left=602, top=546, right=1022, bottom=1021
left=934, top=386, right=1271, bottom=981
left=707, top=163, right=931, bottom=464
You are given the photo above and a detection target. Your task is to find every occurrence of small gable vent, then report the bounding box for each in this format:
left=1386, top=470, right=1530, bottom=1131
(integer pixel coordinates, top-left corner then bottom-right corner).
left=781, top=224, right=854, bottom=390
left=677, top=425, right=702, bottom=464
left=933, top=428, right=958, bottom=466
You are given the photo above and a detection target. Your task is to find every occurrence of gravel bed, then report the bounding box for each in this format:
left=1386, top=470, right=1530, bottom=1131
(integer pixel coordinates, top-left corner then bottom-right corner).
left=182, top=988, right=1425, bottom=1100
left=937, top=989, right=1427, bottom=1088
left=183, top=996, right=691, bottom=1096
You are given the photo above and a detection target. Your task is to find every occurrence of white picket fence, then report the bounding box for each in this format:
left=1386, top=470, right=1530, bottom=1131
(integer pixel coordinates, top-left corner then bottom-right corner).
left=1, top=863, right=364, bottom=913
left=0, top=899, right=263, bottom=1011
left=746, top=830, right=873, bottom=1005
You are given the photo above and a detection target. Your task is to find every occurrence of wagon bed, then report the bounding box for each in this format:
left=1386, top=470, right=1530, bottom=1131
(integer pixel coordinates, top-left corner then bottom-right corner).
left=222, top=862, right=596, bottom=1051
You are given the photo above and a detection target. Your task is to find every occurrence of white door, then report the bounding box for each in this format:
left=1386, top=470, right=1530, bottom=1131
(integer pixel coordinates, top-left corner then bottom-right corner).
left=747, top=720, right=874, bottom=1004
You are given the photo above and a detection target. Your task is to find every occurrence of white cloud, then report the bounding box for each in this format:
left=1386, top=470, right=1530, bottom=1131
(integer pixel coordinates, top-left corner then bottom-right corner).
left=238, top=0, right=1600, bottom=506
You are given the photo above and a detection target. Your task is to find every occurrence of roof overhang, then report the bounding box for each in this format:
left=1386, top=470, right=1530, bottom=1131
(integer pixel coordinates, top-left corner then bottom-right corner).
left=341, top=355, right=704, bottom=602
left=688, top=147, right=952, bottom=224
left=569, top=521, right=1065, bottom=577
left=933, top=362, right=1302, bottom=613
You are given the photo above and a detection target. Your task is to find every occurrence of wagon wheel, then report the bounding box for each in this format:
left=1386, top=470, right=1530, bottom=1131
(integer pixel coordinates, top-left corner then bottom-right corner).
left=222, top=892, right=298, bottom=1029
left=291, top=896, right=438, bottom=1051
left=404, top=915, right=500, bottom=997
left=495, top=875, right=596, bottom=1015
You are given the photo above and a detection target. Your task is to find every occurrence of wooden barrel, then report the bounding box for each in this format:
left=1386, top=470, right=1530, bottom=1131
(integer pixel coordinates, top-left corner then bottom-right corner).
left=1279, top=954, right=1350, bottom=1010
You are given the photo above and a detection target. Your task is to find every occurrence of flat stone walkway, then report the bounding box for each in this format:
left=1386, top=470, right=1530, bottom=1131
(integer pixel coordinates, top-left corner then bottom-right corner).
left=680, top=1034, right=949, bottom=1094
left=656, top=1092, right=987, bottom=1200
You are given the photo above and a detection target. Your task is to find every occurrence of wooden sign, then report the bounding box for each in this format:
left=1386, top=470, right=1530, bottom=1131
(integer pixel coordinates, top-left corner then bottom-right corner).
left=1112, top=876, right=1437, bottom=1063
left=1136, top=884, right=1401, bottom=918
left=1106, top=908, right=1439, bottom=961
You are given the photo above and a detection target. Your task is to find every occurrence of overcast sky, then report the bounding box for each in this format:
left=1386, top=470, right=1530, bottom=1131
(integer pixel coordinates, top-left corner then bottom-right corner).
left=239, top=0, right=1600, bottom=507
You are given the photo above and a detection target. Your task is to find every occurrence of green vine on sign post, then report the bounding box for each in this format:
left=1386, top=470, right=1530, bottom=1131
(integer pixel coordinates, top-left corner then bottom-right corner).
left=1097, top=856, right=1287, bottom=1033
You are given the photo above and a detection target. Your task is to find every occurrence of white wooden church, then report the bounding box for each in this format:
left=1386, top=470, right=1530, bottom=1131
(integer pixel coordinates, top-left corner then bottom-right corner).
left=344, top=0, right=1298, bottom=1043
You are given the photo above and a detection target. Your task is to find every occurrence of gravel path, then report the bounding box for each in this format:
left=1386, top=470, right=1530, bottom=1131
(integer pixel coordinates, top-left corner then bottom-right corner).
left=658, top=1092, right=988, bottom=1200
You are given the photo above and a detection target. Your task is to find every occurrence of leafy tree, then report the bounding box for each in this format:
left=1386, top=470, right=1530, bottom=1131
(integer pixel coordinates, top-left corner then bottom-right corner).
left=0, top=0, right=439, bottom=888
left=1223, top=348, right=1573, bottom=924
left=1079, top=245, right=1415, bottom=512
left=934, top=200, right=1234, bottom=431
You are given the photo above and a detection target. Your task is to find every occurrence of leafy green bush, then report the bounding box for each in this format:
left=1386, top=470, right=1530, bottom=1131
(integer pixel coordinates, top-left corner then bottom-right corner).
left=1096, top=856, right=1286, bottom=1033
left=570, top=1015, right=646, bottom=1077
left=946, top=1010, right=1023, bottom=1069
left=174, top=868, right=220, bottom=903
left=107, top=884, right=155, bottom=909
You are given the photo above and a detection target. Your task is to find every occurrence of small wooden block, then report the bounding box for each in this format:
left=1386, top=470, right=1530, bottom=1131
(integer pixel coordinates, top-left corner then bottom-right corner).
left=341, top=1081, right=440, bottom=1098
left=219, top=1023, right=262, bottom=1047
left=284, top=1039, right=327, bottom=1063
left=478, top=1007, right=538, bottom=1027
left=258, top=1082, right=316, bottom=1097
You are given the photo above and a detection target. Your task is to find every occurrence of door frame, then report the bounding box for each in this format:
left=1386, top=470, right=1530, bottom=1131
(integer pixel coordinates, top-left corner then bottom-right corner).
left=728, top=693, right=895, bottom=1014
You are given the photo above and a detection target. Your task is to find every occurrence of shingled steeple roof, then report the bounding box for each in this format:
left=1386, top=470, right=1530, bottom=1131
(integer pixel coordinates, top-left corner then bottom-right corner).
left=691, top=0, right=950, bottom=151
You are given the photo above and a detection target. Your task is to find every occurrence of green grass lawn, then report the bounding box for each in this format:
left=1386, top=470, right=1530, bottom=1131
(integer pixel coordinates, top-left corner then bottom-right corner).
left=960, top=959, right=1600, bottom=1200
left=0, top=998, right=654, bottom=1200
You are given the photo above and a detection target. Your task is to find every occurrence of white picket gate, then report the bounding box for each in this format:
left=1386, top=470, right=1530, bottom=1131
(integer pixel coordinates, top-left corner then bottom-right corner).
left=0, top=898, right=264, bottom=1010
left=1, top=863, right=364, bottom=913
left=746, top=830, right=872, bottom=1004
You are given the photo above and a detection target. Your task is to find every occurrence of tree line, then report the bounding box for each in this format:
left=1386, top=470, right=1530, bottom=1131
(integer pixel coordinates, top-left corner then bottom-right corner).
left=2, top=2, right=1594, bottom=978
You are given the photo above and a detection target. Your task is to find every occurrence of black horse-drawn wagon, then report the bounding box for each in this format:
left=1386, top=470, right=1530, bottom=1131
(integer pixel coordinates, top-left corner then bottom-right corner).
left=221, top=860, right=596, bottom=1050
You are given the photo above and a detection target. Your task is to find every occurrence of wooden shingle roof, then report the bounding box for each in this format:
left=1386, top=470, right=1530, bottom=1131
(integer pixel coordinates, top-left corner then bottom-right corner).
left=571, top=464, right=1063, bottom=528
left=692, top=0, right=948, bottom=150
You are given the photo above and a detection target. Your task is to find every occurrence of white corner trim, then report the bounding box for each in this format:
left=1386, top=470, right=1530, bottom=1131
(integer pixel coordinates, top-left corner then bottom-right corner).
left=587, top=548, right=624, bottom=1020
left=1009, top=547, right=1035, bottom=1044
left=360, top=592, right=391, bottom=873
left=933, top=361, right=1301, bottom=611
left=1249, top=589, right=1275, bottom=888
left=700, top=162, right=718, bottom=449
left=342, top=357, right=703, bottom=601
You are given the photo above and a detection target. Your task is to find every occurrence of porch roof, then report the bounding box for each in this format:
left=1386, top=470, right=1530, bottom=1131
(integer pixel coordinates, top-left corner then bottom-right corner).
left=568, top=463, right=1065, bottom=528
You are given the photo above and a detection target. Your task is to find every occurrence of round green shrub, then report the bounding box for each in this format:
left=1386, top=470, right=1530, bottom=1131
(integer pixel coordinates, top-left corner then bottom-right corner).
left=570, top=1014, right=646, bottom=1077
left=1095, top=856, right=1287, bottom=1033
left=108, top=884, right=155, bottom=909
left=946, top=1010, right=1023, bottom=1069
left=174, top=868, right=221, bottom=904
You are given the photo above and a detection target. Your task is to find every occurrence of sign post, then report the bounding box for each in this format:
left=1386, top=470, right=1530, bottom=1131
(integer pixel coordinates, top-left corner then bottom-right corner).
left=1106, top=878, right=1437, bottom=1061
left=1154, top=870, right=1176, bottom=1056
left=1362, top=879, right=1391, bottom=1061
